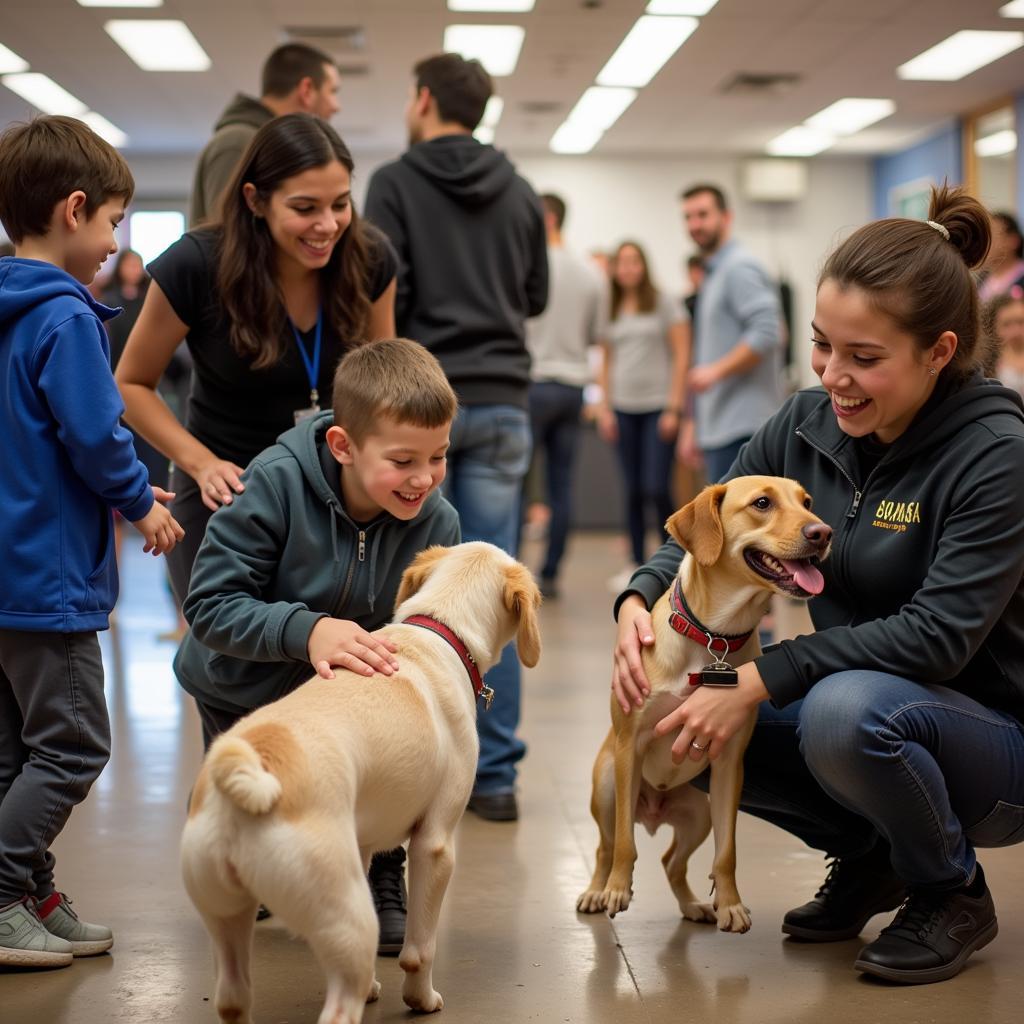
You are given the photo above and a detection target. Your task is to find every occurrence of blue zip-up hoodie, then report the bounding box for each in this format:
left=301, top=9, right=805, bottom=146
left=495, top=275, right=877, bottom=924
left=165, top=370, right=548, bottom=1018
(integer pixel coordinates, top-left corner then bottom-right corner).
left=0, top=257, right=153, bottom=632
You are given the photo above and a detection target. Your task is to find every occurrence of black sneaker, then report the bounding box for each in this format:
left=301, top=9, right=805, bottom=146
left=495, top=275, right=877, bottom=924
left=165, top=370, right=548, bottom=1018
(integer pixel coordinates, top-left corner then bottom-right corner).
left=854, top=865, right=998, bottom=984
left=369, top=848, right=407, bottom=956
left=782, top=845, right=906, bottom=942
left=466, top=790, right=519, bottom=822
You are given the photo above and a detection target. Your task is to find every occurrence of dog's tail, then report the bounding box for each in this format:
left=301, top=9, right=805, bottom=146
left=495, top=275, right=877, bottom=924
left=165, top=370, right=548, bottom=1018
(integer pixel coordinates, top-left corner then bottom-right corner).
left=207, top=732, right=283, bottom=816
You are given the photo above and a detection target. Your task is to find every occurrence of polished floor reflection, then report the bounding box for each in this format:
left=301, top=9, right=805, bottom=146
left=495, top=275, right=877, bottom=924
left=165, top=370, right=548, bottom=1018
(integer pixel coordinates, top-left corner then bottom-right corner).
left=3, top=534, right=1021, bottom=1023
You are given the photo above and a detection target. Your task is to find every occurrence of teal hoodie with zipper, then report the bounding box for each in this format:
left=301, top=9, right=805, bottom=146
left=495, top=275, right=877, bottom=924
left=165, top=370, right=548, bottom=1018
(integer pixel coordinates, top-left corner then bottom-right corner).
left=617, top=374, right=1024, bottom=723
left=174, top=412, right=461, bottom=716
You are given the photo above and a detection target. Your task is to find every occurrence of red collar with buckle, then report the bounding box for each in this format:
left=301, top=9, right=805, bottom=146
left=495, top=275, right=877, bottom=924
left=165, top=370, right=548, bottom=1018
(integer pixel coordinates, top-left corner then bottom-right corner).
left=668, top=578, right=754, bottom=656
left=402, top=614, right=493, bottom=708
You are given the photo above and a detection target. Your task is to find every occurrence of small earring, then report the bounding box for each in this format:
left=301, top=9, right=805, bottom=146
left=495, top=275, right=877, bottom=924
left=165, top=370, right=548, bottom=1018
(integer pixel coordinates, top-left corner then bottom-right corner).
left=929, top=367, right=937, bottom=376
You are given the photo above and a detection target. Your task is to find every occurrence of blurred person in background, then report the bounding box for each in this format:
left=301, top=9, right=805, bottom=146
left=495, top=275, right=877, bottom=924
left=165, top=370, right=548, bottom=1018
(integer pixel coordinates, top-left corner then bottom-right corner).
left=984, top=292, right=1024, bottom=397
left=596, top=241, right=688, bottom=590
left=979, top=212, right=1024, bottom=302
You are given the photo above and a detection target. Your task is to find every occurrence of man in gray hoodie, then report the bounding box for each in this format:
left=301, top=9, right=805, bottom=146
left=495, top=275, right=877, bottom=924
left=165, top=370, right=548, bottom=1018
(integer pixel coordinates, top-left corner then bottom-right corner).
left=189, top=43, right=341, bottom=226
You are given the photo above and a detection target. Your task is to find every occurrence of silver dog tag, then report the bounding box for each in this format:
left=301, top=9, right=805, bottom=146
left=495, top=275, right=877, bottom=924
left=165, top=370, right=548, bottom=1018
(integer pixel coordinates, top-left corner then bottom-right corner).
left=480, top=685, right=495, bottom=711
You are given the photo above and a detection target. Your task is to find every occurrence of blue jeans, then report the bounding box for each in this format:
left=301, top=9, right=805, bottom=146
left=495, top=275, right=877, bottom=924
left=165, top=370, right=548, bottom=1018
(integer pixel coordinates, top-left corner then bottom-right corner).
left=703, top=436, right=751, bottom=484
left=445, top=405, right=532, bottom=794
left=528, top=382, right=584, bottom=581
left=694, top=671, right=1024, bottom=887
left=614, top=410, right=676, bottom=566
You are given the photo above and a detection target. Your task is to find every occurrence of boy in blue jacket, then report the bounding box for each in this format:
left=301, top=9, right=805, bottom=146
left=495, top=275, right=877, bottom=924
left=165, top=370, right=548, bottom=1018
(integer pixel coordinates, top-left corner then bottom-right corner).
left=0, top=116, right=184, bottom=969
left=175, top=337, right=460, bottom=954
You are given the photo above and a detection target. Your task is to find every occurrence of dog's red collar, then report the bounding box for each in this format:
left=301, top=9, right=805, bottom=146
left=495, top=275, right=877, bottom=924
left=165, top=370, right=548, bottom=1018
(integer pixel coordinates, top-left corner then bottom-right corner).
left=402, top=615, right=494, bottom=710
left=668, top=578, right=754, bottom=657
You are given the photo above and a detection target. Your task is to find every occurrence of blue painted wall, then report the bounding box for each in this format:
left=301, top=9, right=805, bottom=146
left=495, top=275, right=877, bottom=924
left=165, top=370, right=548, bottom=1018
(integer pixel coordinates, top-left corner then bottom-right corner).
left=872, top=122, right=963, bottom=219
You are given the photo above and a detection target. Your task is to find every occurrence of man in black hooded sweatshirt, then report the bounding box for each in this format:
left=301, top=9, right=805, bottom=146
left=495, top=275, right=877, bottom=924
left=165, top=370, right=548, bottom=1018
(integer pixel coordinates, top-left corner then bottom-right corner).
left=365, top=54, right=548, bottom=827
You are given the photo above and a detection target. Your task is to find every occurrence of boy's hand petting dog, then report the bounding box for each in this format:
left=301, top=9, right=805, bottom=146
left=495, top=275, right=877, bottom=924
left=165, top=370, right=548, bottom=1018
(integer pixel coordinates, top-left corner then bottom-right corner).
left=308, top=617, right=401, bottom=679
left=131, top=486, right=185, bottom=555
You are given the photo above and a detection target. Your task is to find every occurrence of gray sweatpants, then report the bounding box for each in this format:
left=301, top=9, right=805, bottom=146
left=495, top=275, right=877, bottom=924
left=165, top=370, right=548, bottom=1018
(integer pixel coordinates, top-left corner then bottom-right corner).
left=0, top=630, right=110, bottom=904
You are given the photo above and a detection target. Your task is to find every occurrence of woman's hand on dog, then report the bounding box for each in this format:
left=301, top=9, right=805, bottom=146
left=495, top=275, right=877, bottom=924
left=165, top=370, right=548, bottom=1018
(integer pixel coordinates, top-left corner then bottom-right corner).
left=308, top=618, right=401, bottom=680
left=654, top=663, right=769, bottom=762
left=612, top=594, right=654, bottom=713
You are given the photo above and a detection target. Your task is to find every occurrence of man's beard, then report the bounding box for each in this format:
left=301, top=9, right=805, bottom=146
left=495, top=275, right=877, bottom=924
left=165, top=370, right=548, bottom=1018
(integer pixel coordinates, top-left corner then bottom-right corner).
left=695, top=229, right=721, bottom=254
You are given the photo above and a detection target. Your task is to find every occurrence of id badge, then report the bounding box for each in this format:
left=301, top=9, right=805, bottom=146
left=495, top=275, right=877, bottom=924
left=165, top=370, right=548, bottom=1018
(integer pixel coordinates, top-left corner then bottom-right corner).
left=294, top=405, right=320, bottom=425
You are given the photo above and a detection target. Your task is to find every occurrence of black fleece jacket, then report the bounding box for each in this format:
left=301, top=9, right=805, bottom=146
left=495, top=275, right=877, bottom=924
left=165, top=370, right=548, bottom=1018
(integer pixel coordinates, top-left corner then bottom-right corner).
left=364, top=134, right=548, bottom=408
left=617, top=375, right=1024, bottom=723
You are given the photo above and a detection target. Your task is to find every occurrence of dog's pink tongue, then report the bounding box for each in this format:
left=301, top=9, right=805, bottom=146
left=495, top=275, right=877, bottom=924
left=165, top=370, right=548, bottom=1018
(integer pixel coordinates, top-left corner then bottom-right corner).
left=781, top=559, right=825, bottom=595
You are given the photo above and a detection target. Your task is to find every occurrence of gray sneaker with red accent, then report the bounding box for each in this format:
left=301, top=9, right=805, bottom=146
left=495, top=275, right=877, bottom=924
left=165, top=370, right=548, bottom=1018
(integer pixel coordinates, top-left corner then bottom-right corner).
left=0, top=896, right=73, bottom=968
left=37, top=893, right=113, bottom=956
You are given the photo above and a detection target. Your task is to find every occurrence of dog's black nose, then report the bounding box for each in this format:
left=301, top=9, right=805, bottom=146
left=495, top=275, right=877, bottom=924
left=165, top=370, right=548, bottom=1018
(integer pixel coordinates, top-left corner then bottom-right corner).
left=802, top=522, right=832, bottom=548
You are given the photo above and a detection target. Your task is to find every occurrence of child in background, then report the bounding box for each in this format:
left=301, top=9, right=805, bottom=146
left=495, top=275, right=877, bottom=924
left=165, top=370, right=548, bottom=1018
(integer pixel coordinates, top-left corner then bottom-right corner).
left=0, top=115, right=183, bottom=968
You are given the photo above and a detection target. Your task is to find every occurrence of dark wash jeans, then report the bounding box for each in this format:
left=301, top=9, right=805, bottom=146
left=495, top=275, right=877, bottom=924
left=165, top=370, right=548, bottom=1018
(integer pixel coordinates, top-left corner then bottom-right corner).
left=692, top=670, right=1024, bottom=888
left=528, top=381, right=585, bottom=581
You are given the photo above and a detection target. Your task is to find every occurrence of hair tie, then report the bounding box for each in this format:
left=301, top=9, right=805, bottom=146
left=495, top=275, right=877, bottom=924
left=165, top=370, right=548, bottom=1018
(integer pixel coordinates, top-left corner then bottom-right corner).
left=926, top=220, right=950, bottom=241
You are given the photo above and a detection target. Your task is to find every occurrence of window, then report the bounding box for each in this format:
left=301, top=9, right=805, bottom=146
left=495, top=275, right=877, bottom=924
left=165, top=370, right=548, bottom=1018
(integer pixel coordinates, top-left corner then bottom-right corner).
left=127, top=210, right=185, bottom=265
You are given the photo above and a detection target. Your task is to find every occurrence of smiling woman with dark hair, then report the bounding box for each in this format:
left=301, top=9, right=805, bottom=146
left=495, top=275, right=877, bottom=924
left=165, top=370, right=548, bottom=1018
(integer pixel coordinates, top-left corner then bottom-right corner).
left=115, top=113, right=397, bottom=609
left=612, top=185, right=1024, bottom=985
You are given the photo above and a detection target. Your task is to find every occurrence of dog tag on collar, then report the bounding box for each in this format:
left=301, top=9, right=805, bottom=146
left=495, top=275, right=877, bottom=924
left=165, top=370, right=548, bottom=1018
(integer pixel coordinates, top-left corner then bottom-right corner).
left=480, top=685, right=495, bottom=711
left=697, top=663, right=739, bottom=687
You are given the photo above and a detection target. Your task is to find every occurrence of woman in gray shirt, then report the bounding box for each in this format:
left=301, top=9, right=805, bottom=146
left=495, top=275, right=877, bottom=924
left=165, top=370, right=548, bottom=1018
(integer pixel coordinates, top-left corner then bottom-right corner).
left=596, top=241, right=688, bottom=572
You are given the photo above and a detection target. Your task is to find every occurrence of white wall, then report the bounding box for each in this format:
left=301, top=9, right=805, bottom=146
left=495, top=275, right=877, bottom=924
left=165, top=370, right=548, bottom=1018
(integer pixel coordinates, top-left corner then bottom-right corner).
left=126, top=148, right=872, bottom=388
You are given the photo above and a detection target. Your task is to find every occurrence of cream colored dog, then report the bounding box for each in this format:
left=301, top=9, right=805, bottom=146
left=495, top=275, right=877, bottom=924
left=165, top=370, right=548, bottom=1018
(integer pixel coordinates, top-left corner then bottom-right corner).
left=181, top=542, right=541, bottom=1024
left=577, top=477, right=830, bottom=932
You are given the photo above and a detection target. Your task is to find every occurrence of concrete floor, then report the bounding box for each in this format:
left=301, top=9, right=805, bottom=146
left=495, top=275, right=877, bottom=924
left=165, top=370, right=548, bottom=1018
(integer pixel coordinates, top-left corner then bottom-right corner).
left=4, top=532, right=1022, bottom=1023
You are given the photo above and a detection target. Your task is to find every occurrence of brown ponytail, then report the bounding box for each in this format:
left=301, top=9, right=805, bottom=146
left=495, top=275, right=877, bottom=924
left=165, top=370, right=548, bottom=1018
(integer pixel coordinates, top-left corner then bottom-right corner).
left=819, top=184, right=991, bottom=380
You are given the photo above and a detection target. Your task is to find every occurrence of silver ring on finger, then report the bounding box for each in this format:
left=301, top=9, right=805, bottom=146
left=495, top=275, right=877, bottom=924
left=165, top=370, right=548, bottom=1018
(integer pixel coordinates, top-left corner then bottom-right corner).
left=691, top=739, right=709, bottom=751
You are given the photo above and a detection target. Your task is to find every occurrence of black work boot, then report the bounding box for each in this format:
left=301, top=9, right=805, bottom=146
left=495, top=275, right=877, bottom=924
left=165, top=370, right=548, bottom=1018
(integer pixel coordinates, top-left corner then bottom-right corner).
left=782, top=844, right=906, bottom=942
left=369, top=847, right=407, bottom=956
left=854, top=864, right=998, bottom=984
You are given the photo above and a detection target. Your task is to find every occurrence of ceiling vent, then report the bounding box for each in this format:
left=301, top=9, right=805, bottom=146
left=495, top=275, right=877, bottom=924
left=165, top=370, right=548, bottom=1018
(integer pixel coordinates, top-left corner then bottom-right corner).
left=720, top=72, right=801, bottom=96
left=518, top=99, right=563, bottom=116
left=283, top=25, right=367, bottom=56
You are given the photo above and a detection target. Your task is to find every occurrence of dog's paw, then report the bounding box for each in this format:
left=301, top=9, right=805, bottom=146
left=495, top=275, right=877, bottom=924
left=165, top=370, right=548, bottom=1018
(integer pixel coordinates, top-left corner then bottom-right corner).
left=602, top=885, right=632, bottom=917
left=716, top=903, right=752, bottom=933
left=576, top=889, right=608, bottom=914
left=681, top=901, right=717, bottom=924
left=366, top=979, right=382, bottom=1003
left=403, top=988, right=443, bottom=1013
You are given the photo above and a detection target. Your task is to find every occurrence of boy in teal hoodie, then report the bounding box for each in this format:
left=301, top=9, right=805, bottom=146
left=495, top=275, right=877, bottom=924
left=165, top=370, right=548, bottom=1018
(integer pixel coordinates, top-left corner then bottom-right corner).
left=175, top=337, right=460, bottom=953
left=0, top=116, right=183, bottom=969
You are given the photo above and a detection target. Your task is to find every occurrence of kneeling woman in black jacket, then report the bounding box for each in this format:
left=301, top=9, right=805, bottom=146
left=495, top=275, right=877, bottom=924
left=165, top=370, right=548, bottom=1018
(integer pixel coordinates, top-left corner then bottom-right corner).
left=612, top=185, right=1024, bottom=984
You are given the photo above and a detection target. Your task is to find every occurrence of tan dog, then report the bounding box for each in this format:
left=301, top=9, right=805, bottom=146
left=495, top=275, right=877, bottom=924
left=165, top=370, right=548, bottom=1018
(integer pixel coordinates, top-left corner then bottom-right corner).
left=577, top=476, right=831, bottom=932
left=181, top=542, right=541, bottom=1024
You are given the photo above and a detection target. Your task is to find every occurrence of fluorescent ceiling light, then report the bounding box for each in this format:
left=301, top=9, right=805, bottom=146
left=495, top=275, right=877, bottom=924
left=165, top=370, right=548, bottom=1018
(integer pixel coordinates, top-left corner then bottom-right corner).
left=975, top=129, right=1017, bottom=157
left=481, top=95, right=504, bottom=127
left=897, top=30, right=1024, bottom=81
left=999, top=2, right=1024, bottom=16
left=81, top=111, right=128, bottom=148
left=549, top=121, right=604, bottom=155
left=566, top=86, right=637, bottom=131
left=443, top=25, right=525, bottom=77
left=0, top=72, right=88, bottom=115
left=646, top=0, right=718, bottom=14
left=766, top=126, right=834, bottom=157
left=805, top=98, right=895, bottom=136
left=105, top=19, right=211, bottom=72
left=448, top=1, right=535, bottom=10
left=78, top=1, right=163, bottom=7
left=596, top=16, right=698, bottom=88
left=0, top=43, right=29, bottom=74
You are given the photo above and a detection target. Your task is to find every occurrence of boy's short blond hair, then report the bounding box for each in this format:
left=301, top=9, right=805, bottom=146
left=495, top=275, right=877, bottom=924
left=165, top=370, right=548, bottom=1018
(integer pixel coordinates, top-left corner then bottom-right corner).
left=332, top=338, right=457, bottom=443
left=0, top=116, right=134, bottom=244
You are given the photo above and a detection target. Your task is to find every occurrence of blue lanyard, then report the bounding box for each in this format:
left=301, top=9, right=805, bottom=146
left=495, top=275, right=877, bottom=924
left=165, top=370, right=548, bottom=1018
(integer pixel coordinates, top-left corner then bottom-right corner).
left=288, top=306, right=323, bottom=407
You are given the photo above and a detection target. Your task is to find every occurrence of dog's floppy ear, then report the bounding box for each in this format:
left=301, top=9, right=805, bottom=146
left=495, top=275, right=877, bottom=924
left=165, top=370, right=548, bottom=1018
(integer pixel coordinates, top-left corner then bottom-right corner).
left=665, top=484, right=727, bottom=567
left=504, top=563, right=542, bottom=668
left=394, top=546, right=449, bottom=610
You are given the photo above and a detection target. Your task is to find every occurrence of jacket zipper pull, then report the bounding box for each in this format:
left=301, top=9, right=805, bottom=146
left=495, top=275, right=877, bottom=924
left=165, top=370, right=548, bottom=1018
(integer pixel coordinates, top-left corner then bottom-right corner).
left=358, top=530, right=366, bottom=562
left=848, top=490, right=862, bottom=518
